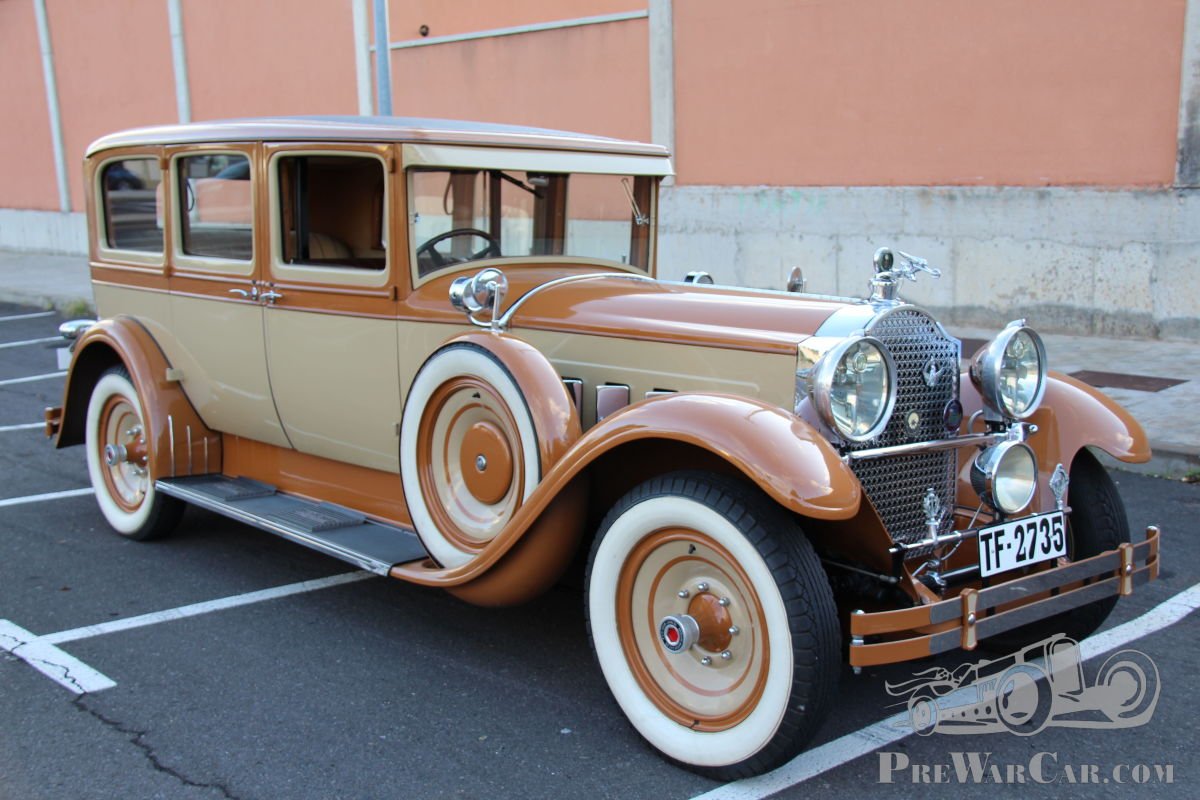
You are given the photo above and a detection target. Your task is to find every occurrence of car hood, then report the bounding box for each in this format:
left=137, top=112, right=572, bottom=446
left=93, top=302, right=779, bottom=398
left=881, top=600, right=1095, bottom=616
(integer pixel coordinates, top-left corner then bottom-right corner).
left=503, top=272, right=853, bottom=355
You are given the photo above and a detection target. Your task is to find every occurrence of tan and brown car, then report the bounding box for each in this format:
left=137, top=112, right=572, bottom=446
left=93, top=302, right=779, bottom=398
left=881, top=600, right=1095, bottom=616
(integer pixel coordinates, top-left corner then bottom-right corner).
left=47, top=116, right=1159, bottom=778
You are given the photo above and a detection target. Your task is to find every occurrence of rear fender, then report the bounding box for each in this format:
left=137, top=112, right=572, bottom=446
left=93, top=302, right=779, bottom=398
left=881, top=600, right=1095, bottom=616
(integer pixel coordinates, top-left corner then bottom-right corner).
left=52, top=317, right=221, bottom=478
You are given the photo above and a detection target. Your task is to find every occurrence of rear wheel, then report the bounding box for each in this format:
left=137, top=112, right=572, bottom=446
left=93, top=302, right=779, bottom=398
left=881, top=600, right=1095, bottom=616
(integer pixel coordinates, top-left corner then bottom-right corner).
left=586, top=471, right=839, bottom=779
left=85, top=367, right=182, bottom=540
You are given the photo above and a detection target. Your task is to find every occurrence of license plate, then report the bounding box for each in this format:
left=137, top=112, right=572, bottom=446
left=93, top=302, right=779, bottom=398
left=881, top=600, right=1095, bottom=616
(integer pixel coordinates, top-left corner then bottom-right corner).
left=56, top=347, right=72, bottom=370
left=976, top=511, right=1067, bottom=577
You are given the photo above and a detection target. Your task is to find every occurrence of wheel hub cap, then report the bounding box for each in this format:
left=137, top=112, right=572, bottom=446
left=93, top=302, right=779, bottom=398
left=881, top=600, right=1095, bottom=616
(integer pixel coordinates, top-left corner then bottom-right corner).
left=659, top=614, right=700, bottom=654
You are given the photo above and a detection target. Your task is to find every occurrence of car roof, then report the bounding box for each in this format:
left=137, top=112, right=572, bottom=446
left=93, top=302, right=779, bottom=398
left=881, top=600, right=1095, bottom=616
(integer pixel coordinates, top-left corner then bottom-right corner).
left=87, top=115, right=670, bottom=158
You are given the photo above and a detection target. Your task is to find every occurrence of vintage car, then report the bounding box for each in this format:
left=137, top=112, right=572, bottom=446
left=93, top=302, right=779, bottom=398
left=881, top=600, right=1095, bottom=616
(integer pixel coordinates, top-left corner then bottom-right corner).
left=46, top=116, right=1160, bottom=778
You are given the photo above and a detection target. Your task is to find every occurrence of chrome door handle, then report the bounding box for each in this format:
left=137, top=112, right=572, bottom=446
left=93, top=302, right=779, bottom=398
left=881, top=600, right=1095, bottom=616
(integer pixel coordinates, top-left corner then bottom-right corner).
left=228, top=287, right=258, bottom=300
left=260, top=290, right=284, bottom=304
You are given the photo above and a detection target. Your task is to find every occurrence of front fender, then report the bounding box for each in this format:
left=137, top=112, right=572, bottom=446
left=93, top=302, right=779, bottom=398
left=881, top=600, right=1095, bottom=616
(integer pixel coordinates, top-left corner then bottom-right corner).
left=959, top=371, right=1149, bottom=511
left=568, top=393, right=862, bottom=520
left=53, top=317, right=220, bottom=478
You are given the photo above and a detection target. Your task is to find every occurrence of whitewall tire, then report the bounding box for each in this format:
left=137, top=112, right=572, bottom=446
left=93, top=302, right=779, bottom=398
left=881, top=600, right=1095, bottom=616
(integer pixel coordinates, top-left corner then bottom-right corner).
left=400, top=344, right=540, bottom=568
left=586, top=472, right=839, bottom=779
left=85, top=367, right=182, bottom=540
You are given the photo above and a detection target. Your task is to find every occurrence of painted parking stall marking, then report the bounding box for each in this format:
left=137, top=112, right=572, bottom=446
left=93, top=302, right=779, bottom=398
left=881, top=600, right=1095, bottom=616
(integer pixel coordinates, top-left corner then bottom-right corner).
left=691, top=582, right=1200, bottom=800
left=0, top=422, right=45, bottom=432
left=0, top=487, right=94, bottom=508
left=0, top=310, right=56, bottom=322
left=0, top=370, right=66, bottom=387
left=0, top=336, right=61, bottom=350
left=0, top=572, right=373, bottom=694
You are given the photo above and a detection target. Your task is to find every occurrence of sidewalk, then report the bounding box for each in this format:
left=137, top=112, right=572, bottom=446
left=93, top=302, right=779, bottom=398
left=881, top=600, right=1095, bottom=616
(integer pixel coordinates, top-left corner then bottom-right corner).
left=1, top=249, right=1196, bottom=478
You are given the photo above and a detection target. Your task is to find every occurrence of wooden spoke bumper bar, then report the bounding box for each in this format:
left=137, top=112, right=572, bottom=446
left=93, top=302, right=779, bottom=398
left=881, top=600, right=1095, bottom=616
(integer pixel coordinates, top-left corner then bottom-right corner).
left=849, top=526, right=1160, bottom=667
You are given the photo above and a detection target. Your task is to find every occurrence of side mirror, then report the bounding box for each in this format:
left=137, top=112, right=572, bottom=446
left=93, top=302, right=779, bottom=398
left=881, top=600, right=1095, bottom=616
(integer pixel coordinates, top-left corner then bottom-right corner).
left=449, top=268, right=508, bottom=329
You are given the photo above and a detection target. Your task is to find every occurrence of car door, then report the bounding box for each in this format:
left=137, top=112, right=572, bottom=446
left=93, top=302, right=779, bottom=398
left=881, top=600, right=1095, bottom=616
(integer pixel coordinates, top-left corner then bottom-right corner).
left=164, top=143, right=290, bottom=448
left=260, top=143, right=402, bottom=473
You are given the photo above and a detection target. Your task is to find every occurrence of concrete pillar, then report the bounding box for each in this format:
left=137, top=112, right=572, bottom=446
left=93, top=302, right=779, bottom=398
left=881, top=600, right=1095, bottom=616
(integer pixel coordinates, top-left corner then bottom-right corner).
left=32, top=0, right=69, bottom=212
left=1177, top=0, right=1200, bottom=186
left=649, top=0, right=675, bottom=179
left=352, top=0, right=373, bottom=116
left=166, top=0, right=192, bottom=123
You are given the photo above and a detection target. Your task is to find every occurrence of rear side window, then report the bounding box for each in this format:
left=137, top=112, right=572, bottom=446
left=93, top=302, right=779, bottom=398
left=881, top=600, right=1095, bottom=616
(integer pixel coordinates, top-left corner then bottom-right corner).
left=100, top=158, right=164, bottom=253
left=275, top=154, right=386, bottom=270
left=177, top=153, right=253, bottom=261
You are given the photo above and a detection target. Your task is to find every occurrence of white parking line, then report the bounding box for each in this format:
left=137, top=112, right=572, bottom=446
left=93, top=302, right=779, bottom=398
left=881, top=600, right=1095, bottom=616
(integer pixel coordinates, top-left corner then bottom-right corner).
left=692, top=582, right=1200, bottom=800
left=0, top=487, right=94, bottom=508
left=0, top=371, right=66, bottom=387
left=0, top=422, right=44, bottom=432
left=0, top=311, right=55, bottom=322
left=0, top=572, right=374, bottom=695
left=44, top=571, right=375, bottom=644
left=0, top=336, right=61, bottom=350
left=0, top=620, right=116, bottom=694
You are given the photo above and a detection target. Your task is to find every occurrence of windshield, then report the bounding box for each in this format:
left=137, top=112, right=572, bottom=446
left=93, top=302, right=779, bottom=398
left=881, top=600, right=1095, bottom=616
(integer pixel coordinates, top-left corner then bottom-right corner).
left=409, top=169, right=654, bottom=277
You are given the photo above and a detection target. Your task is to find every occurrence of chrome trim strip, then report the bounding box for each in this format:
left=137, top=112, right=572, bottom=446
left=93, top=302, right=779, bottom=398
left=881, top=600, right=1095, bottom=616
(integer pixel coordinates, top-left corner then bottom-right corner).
left=845, top=432, right=1002, bottom=462
left=497, top=272, right=656, bottom=328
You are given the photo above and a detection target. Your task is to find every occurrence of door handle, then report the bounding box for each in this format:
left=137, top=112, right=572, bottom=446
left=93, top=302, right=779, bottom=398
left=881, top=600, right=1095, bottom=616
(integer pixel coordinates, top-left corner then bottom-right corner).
left=259, top=290, right=284, bottom=305
left=228, top=287, right=258, bottom=300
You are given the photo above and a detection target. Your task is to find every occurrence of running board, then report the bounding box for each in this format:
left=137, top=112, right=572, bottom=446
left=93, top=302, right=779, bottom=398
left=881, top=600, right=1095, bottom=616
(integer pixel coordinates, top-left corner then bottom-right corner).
left=156, top=475, right=427, bottom=575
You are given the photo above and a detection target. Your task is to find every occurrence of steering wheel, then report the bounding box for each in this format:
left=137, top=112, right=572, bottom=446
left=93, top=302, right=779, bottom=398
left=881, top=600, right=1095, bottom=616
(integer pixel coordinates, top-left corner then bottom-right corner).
left=416, top=228, right=501, bottom=269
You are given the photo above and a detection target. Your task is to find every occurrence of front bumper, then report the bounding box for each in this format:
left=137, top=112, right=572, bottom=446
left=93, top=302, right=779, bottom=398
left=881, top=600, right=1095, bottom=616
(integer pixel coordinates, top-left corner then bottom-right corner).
left=848, top=525, right=1160, bottom=667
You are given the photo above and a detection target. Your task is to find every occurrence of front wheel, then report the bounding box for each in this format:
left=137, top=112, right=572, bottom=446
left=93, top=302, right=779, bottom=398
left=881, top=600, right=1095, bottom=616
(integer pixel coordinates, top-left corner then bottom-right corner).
left=585, top=472, right=839, bottom=779
left=85, top=367, right=182, bottom=540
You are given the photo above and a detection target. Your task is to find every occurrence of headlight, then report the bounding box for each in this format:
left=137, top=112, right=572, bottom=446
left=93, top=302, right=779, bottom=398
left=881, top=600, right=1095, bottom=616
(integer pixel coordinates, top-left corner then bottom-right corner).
left=972, top=321, right=1047, bottom=419
left=971, top=441, right=1038, bottom=514
left=811, top=336, right=896, bottom=442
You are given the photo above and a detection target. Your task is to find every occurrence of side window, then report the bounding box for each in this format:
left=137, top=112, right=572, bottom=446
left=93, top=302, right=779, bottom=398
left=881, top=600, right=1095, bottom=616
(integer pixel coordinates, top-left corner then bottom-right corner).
left=276, top=154, right=386, bottom=270
left=100, top=158, right=164, bottom=253
left=177, top=153, right=253, bottom=261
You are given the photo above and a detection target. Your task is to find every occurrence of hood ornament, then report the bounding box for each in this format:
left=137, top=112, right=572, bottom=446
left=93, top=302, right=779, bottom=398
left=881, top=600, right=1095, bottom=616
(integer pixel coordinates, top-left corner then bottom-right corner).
left=870, top=248, right=943, bottom=304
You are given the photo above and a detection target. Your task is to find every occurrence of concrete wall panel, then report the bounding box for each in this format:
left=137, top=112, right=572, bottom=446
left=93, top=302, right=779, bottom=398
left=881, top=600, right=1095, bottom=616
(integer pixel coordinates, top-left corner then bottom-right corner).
left=658, top=185, right=1200, bottom=340
left=674, top=0, right=1187, bottom=187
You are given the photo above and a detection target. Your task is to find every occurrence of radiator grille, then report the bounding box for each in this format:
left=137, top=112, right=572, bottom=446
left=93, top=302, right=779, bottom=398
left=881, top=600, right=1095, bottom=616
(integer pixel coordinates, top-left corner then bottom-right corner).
left=849, top=308, right=961, bottom=553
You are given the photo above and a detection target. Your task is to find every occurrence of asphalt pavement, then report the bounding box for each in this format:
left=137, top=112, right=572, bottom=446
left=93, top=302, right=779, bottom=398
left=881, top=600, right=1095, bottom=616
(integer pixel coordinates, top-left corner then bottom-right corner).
left=0, top=299, right=1197, bottom=800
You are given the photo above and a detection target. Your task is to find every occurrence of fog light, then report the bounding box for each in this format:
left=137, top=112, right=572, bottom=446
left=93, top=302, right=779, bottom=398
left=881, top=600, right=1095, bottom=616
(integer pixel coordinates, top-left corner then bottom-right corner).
left=971, top=441, right=1037, bottom=514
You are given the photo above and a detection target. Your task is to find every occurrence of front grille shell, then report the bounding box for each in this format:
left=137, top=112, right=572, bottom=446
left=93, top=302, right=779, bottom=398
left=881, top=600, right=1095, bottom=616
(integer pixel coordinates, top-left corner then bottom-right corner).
left=846, top=307, right=962, bottom=556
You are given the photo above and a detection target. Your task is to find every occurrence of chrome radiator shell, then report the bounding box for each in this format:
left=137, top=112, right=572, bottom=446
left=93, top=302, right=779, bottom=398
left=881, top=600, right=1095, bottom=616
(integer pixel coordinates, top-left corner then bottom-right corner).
left=847, top=307, right=962, bottom=555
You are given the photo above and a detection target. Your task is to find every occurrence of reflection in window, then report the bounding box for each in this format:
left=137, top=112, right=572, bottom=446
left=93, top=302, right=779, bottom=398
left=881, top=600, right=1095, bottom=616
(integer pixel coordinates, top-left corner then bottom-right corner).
left=409, top=169, right=653, bottom=277
left=100, top=158, right=163, bottom=253
left=276, top=155, right=386, bottom=270
left=177, top=153, right=253, bottom=261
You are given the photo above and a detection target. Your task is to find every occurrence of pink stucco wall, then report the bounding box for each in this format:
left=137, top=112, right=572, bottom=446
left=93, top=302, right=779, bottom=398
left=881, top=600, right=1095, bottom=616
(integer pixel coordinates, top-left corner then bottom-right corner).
left=387, top=0, right=643, bottom=41
left=388, top=17, right=650, bottom=141
left=0, top=1, right=78, bottom=210
left=48, top=0, right=177, bottom=211
left=184, top=0, right=359, bottom=120
left=674, top=0, right=1187, bottom=187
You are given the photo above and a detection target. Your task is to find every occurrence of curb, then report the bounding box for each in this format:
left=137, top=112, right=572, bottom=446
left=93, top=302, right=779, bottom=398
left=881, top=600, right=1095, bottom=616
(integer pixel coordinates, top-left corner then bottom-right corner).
left=0, top=289, right=94, bottom=318
left=1098, top=443, right=1200, bottom=481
